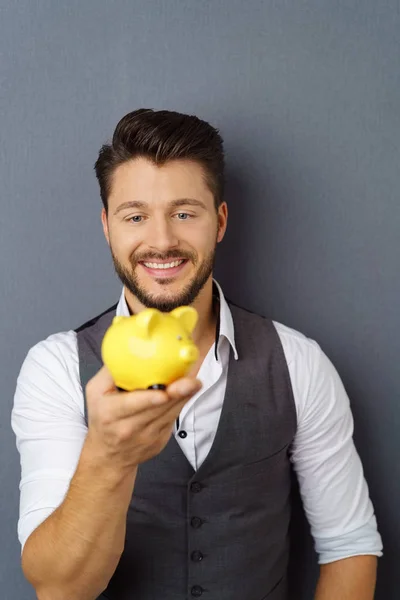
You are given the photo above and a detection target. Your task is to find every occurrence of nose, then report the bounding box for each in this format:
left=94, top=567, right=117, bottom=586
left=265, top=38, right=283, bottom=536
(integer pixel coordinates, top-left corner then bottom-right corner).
left=147, top=217, right=179, bottom=252
left=179, top=345, right=199, bottom=364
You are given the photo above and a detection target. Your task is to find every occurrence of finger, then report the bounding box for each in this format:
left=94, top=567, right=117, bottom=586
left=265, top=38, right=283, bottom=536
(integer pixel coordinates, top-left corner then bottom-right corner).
left=157, top=394, right=195, bottom=427
left=130, top=380, right=203, bottom=429
left=166, top=377, right=202, bottom=400
left=105, top=377, right=202, bottom=422
left=119, top=390, right=196, bottom=433
left=105, top=385, right=184, bottom=420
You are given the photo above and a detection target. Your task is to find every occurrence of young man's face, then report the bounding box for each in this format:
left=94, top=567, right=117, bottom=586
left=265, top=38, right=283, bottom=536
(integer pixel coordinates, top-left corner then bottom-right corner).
left=102, top=157, right=227, bottom=312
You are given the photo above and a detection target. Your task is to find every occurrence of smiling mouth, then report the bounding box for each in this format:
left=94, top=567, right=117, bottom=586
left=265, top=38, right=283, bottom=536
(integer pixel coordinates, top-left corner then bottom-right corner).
left=142, top=259, right=185, bottom=269
left=139, top=259, right=189, bottom=277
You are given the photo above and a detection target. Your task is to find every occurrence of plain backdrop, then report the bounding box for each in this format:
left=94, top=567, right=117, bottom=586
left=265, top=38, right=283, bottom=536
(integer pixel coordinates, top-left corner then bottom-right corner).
left=1, top=2, right=399, bottom=598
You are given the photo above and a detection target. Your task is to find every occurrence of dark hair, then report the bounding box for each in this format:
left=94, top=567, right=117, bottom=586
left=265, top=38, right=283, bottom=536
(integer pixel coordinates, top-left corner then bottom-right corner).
left=94, top=108, right=225, bottom=212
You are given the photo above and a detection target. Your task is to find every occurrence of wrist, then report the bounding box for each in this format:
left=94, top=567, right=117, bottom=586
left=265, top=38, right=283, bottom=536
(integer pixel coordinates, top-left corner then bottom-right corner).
left=82, top=432, right=138, bottom=488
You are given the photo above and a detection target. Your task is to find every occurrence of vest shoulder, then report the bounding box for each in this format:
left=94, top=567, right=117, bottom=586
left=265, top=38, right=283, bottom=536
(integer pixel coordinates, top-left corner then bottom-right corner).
left=227, top=301, right=270, bottom=323
left=75, top=303, right=118, bottom=334
left=228, top=301, right=319, bottom=355
left=229, top=301, right=315, bottom=338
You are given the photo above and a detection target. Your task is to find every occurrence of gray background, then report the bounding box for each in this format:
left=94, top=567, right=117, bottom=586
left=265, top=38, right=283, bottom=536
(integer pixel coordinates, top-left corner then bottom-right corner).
left=1, top=1, right=399, bottom=598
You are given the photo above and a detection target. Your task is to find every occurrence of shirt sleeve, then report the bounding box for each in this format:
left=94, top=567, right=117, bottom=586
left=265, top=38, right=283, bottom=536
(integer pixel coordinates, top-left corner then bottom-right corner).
left=11, top=331, right=87, bottom=552
left=287, top=336, right=383, bottom=564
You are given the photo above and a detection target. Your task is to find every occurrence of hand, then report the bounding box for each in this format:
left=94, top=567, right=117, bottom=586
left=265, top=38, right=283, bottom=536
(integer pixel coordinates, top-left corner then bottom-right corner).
left=85, top=365, right=202, bottom=471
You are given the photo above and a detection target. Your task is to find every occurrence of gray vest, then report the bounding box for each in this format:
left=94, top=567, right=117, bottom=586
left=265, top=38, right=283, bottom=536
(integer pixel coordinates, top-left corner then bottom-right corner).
left=76, top=300, right=297, bottom=600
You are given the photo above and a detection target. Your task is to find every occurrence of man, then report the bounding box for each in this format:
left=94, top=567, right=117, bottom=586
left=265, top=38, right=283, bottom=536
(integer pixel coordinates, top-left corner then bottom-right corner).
left=12, top=108, right=383, bottom=600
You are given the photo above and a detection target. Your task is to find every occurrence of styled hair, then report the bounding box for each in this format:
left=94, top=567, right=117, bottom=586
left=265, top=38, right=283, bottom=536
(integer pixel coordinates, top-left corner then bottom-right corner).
left=94, top=108, right=225, bottom=212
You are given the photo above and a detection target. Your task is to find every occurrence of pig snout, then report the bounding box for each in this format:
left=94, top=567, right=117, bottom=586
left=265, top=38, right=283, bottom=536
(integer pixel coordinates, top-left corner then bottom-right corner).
left=179, top=344, right=199, bottom=364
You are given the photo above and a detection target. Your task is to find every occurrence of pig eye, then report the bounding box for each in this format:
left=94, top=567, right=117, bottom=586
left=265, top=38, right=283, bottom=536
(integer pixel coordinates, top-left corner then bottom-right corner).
left=177, top=335, right=183, bottom=341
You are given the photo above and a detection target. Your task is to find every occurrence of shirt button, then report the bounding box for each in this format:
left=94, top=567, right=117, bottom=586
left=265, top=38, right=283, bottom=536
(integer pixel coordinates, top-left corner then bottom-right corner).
left=190, top=482, right=203, bottom=493
left=191, top=585, right=204, bottom=597
left=178, top=430, right=187, bottom=439
left=191, top=516, right=203, bottom=529
left=191, top=550, right=204, bottom=562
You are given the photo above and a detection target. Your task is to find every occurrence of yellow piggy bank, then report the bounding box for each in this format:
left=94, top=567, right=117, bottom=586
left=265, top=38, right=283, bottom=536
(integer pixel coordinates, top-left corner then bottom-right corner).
left=101, top=306, right=199, bottom=391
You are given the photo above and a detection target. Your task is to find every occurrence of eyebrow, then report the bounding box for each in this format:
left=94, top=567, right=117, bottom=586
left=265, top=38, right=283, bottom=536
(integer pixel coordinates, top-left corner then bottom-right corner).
left=113, top=198, right=208, bottom=216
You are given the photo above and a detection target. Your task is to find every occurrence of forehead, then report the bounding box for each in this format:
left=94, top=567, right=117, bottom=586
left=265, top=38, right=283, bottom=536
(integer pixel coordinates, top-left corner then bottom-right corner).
left=108, top=157, right=214, bottom=208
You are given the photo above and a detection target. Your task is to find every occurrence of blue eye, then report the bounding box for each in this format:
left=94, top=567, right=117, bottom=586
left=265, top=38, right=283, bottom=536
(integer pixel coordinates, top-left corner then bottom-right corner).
left=130, top=216, right=142, bottom=223
left=177, top=213, right=190, bottom=220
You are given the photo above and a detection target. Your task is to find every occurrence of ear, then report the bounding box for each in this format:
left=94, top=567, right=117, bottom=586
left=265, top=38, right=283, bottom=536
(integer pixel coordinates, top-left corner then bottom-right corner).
left=101, top=208, right=110, bottom=246
left=134, top=308, right=163, bottom=337
left=170, top=306, right=198, bottom=334
left=217, top=201, right=228, bottom=243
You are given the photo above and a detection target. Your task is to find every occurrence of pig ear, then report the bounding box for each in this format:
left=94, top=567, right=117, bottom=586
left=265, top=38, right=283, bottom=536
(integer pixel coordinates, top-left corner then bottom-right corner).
left=170, top=306, right=198, bottom=334
left=134, top=308, right=162, bottom=337
left=112, top=316, right=126, bottom=325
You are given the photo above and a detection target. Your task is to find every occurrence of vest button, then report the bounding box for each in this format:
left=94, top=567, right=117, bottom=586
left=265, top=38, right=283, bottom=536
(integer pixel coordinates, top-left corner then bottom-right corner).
left=191, top=550, right=204, bottom=562
left=191, top=585, right=204, bottom=597
left=190, top=482, right=203, bottom=493
left=191, top=516, right=203, bottom=529
left=178, top=430, right=187, bottom=438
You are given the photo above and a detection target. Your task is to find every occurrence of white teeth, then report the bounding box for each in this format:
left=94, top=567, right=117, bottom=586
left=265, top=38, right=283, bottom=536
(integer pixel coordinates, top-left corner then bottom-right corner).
left=143, top=260, right=184, bottom=269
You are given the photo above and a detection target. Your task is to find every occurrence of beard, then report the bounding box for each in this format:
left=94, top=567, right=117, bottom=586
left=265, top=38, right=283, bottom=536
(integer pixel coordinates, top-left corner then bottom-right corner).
left=110, top=240, right=217, bottom=313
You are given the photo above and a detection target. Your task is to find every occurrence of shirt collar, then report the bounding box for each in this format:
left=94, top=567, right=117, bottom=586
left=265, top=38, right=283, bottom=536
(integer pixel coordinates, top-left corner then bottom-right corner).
left=212, top=279, right=238, bottom=360
left=116, top=279, right=238, bottom=361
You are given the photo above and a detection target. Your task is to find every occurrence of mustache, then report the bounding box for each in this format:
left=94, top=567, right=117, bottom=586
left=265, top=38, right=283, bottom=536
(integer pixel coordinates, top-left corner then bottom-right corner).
left=132, top=249, right=196, bottom=263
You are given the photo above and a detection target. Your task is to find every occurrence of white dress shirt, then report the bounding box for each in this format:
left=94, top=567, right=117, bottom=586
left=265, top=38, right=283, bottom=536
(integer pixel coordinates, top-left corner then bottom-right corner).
left=11, top=280, right=383, bottom=564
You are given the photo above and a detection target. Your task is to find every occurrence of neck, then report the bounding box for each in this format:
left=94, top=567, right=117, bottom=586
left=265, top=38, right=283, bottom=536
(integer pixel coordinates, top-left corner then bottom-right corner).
left=190, top=277, right=217, bottom=348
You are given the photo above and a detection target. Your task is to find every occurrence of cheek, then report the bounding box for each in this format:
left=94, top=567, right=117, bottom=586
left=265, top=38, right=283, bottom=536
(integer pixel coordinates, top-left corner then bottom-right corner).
left=110, top=226, right=141, bottom=257
left=188, top=219, right=218, bottom=248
